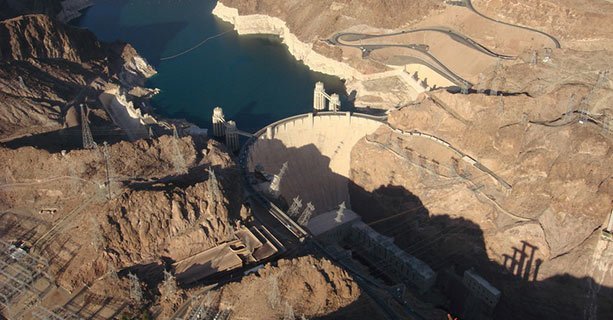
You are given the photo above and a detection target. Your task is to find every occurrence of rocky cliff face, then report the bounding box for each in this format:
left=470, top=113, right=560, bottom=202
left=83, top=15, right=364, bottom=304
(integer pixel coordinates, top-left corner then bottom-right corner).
left=101, top=139, right=243, bottom=268
left=0, top=136, right=246, bottom=293
left=349, top=48, right=612, bottom=319
left=0, top=0, right=63, bottom=21
left=0, top=13, right=156, bottom=142
left=0, top=14, right=102, bottom=62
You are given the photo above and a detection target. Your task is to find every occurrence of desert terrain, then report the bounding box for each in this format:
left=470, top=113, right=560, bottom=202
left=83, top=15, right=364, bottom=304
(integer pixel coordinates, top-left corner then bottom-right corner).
left=0, top=0, right=612, bottom=319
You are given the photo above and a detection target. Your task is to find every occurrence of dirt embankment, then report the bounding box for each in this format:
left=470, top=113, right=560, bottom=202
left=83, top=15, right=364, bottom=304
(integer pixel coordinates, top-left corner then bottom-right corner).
left=349, top=48, right=612, bottom=319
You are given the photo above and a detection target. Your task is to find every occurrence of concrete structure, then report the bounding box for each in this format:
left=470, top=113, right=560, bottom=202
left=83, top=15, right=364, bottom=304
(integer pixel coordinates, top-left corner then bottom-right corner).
left=350, top=222, right=436, bottom=293
left=212, top=106, right=226, bottom=137
left=98, top=88, right=154, bottom=141
left=313, top=81, right=327, bottom=111
left=329, top=93, right=341, bottom=112
left=306, top=206, right=360, bottom=236
left=313, top=82, right=341, bottom=112
left=173, top=226, right=279, bottom=285
left=463, top=268, right=501, bottom=308
left=245, top=112, right=383, bottom=215
left=224, top=120, right=240, bottom=152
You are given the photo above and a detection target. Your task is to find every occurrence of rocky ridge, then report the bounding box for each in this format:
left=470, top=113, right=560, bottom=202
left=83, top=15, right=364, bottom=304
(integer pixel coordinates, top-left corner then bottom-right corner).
left=213, top=256, right=365, bottom=319
left=0, top=13, right=157, bottom=142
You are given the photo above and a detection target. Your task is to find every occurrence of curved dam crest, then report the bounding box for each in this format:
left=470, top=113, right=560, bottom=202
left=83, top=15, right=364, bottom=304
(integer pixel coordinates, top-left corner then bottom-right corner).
left=245, top=112, right=383, bottom=215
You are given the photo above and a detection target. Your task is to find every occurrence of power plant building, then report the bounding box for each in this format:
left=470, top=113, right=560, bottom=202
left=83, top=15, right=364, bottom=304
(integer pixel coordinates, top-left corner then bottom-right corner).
left=350, top=222, right=436, bottom=293
left=463, top=268, right=501, bottom=308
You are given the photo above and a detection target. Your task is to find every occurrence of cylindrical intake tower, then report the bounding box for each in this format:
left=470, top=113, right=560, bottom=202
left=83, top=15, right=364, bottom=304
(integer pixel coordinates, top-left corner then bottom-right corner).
left=313, top=81, right=327, bottom=111
left=212, top=106, right=225, bottom=137
left=329, top=93, right=341, bottom=112
left=224, top=120, right=240, bottom=152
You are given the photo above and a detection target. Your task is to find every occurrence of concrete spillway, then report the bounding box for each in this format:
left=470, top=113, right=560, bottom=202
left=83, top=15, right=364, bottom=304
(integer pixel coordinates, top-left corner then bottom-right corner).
left=246, top=112, right=383, bottom=215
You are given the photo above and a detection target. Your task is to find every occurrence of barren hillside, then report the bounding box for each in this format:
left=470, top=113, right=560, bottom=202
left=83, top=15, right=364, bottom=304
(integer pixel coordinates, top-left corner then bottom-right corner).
left=349, top=48, right=613, bottom=319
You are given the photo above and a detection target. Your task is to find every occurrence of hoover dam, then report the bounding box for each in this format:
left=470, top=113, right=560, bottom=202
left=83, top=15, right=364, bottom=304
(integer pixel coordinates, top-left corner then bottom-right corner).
left=244, top=111, right=383, bottom=216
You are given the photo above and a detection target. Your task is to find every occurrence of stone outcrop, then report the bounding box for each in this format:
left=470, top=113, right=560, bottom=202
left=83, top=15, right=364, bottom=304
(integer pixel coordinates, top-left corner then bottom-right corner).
left=214, top=256, right=365, bottom=319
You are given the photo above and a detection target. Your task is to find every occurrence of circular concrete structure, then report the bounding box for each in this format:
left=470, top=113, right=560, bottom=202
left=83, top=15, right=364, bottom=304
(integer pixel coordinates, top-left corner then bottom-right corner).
left=244, top=112, right=384, bottom=214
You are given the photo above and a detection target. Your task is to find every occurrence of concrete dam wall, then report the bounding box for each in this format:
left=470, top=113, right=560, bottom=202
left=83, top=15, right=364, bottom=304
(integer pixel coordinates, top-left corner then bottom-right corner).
left=246, top=112, right=383, bottom=215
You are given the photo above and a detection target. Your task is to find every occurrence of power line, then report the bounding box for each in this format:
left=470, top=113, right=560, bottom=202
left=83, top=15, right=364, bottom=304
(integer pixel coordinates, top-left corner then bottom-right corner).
left=80, top=104, right=96, bottom=149
left=160, top=30, right=232, bottom=61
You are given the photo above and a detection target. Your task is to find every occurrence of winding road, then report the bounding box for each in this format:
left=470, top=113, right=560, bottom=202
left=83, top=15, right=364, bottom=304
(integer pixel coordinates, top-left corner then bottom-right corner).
left=464, top=0, right=561, bottom=49
left=329, top=0, right=561, bottom=89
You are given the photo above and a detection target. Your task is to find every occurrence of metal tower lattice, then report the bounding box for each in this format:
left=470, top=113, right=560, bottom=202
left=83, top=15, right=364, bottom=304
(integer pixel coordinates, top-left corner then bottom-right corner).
left=80, top=104, right=96, bottom=149
left=288, top=196, right=303, bottom=218
left=269, top=162, right=288, bottom=197
left=298, top=202, right=315, bottom=226
left=101, top=141, right=112, bottom=200
left=127, top=273, right=143, bottom=304
left=171, top=125, right=187, bottom=174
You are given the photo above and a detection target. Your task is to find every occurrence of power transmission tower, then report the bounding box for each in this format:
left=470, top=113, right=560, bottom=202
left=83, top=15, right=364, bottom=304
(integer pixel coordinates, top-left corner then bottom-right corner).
left=269, top=162, right=288, bottom=197
left=530, top=50, right=538, bottom=66
left=159, top=269, right=179, bottom=305
left=18, top=76, right=26, bottom=90
left=207, top=167, right=220, bottom=201
left=207, top=167, right=221, bottom=216
left=564, top=94, right=576, bottom=122
left=80, top=104, right=96, bottom=149
left=288, top=196, right=303, bottom=218
left=127, top=273, right=143, bottom=305
left=171, top=125, right=187, bottom=174
left=489, top=58, right=502, bottom=96
left=596, top=70, right=609, bottom=88
left=298, top=202, right=315, bottom=226
left=101, top=141, right=112, bottom=200
left=334, top=201, right=346, bottom=223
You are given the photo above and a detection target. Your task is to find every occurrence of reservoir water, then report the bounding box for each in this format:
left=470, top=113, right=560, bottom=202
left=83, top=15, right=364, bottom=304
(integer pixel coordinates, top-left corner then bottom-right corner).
left=73, top=0, right=347, bottom=133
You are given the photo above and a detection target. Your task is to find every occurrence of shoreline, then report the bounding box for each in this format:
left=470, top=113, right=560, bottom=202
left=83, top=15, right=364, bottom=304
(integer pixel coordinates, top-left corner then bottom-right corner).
left=212, top=2, right=426, bottom=110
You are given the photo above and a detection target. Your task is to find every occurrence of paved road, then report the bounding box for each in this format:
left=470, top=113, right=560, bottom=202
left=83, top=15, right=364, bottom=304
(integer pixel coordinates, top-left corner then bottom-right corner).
left=464, top=0, right=561, bottom=49
left=330, top=31, right=475, bottom=88
left=329, top=0, right=561, bottom=89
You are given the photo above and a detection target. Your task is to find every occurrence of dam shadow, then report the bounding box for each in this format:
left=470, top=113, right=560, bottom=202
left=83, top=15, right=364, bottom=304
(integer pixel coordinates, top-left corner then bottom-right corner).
left=314, top=180, right=613, bottom=320
left=245, top=135, right=612, bottom=319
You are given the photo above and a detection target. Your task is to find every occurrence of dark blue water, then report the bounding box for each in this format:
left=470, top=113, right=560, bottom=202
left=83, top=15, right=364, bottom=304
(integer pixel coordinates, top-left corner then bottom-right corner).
left=73, top=0, right=346, bottom=133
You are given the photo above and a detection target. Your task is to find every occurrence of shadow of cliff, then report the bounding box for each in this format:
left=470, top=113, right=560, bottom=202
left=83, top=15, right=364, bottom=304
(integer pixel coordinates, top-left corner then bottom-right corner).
left=2, top=125, right=127, bottom=152
left=87, top=130, right=613, bottom=320
left=240, top=136, right=612, bottom=319
left=345, top=182, right=613, bottom=319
